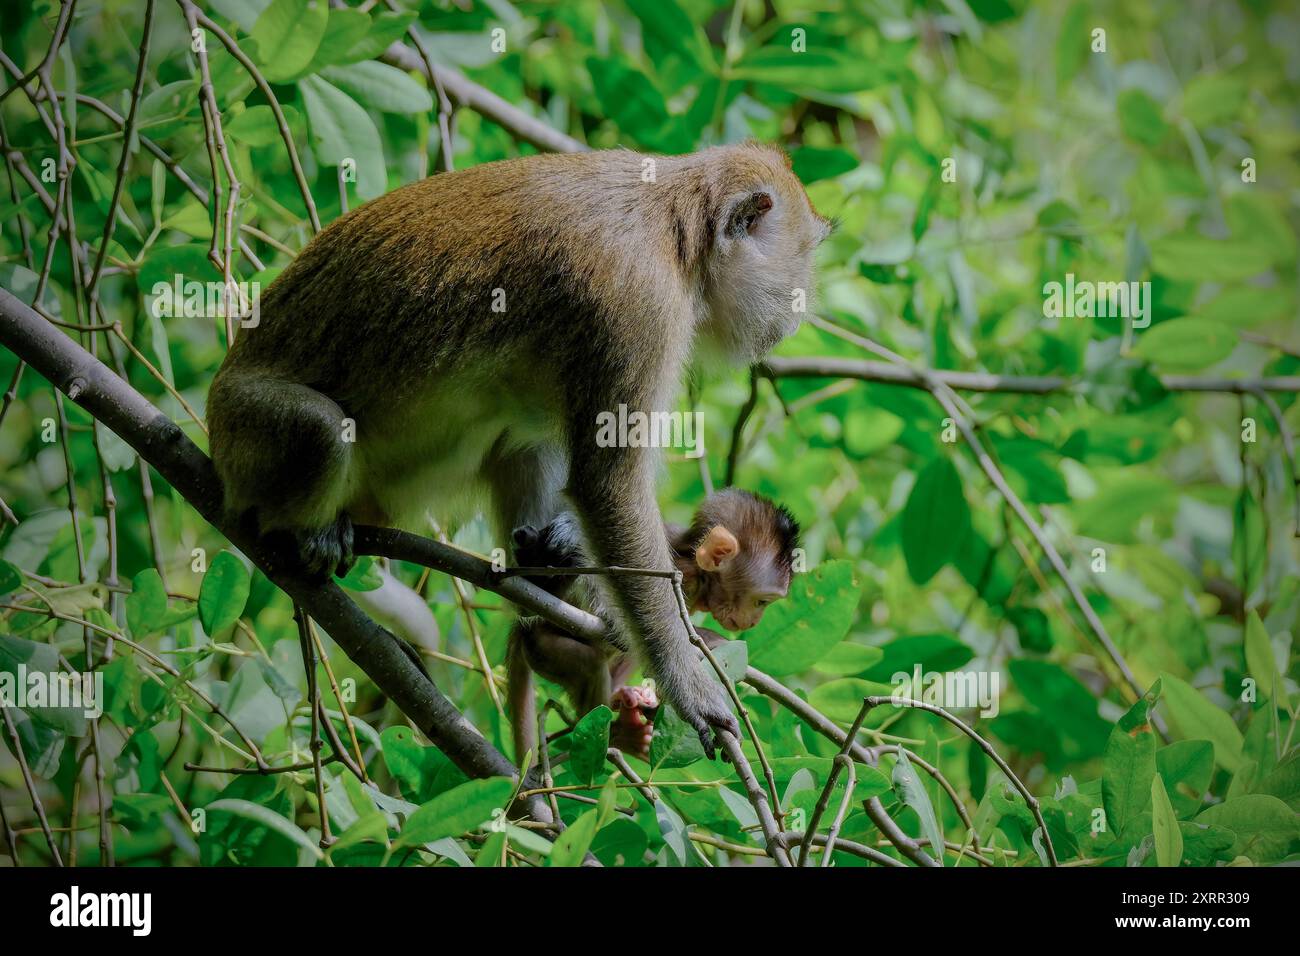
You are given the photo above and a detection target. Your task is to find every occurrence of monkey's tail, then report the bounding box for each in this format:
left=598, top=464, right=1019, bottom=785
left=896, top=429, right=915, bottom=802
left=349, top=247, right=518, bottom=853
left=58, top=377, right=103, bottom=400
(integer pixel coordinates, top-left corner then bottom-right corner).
left=506, top=623, right=537, bottom=769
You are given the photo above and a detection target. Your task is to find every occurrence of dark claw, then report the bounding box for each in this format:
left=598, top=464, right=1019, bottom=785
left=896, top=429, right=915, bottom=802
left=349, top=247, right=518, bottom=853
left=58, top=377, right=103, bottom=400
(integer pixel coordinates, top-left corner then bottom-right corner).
left=294, top=513, right=355, bottom=581
left=696, top=725, right=716, bottom=761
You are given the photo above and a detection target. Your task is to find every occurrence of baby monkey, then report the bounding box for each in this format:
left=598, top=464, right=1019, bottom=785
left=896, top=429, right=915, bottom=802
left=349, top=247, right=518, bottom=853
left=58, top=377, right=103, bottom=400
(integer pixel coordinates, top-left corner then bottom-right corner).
left=507, top=489, right=799, bottom=761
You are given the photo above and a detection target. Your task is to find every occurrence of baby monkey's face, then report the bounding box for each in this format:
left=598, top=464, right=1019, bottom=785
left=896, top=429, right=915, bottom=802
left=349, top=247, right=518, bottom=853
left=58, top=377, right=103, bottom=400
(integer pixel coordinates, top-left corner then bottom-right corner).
left=691, top=524, right=792, bottom=632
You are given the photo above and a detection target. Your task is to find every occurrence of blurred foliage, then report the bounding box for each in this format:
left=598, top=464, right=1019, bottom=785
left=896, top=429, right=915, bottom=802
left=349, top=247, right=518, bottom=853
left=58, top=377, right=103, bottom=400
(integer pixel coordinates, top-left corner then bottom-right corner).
left=0, top=0, right=1297, bottom=868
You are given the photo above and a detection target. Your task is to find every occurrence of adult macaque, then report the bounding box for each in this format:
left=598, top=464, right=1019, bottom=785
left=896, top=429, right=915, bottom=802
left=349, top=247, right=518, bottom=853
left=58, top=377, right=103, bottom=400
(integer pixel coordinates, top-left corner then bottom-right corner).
left=507, top=488, right=800, bottom=761
left=207, top=145, right=828, bottom=755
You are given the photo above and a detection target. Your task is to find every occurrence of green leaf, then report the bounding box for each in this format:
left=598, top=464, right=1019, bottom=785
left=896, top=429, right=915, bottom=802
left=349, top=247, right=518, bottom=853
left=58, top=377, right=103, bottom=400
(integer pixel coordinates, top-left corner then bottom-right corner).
left=807, top=678, right=894, bottom=723
left=330, top=811, right=390, bottom=855
left=585, top=58, right=678, bottom=151
left=569, top=705, right=613, bottom=785
left=308, top=7, right=372, bottom=69
left=208, top=798, right=323, bottom=860
left=1151, top=773, right=1183, bottom=866
left=1177, top=820, right=1236, bottom=866
left=1195, top=794, right=1300, bottom=864
left=1133, top=318, right=1237, bottom=370
left=1256, top=751, right=1300, bottom=811
left=251, top=0, right=329, bottom=83
left=1181, top=74, right=1247, bottom=127
left=1, top=707, right=65, bottom=777
left=1244, top=610, right=1289, bottom=708
left=743, top=560, right=860, bottom=675
left=346, top=10, right=417, bottom=63
left=474, top=830, right=507, bottom=866
left=1117, top=88, right=1168, bottom=147
left=112, top=792, right=173, bottom=829
left=1103, top=699, right=1156, bottom=839
left=548, top=808, right=599, bottom=867
left=225, top=104, right=295, bottom=148
left=210, top=0, right=269, bottom=32
left=0, top=559, right=21, bottom=594
left=709, top=638, right=748, bottom=683
left=126, top=568, right=195, bottom=638
left=649, top=700, right=705, bottom=769
left=1226, top=192, right=1297, bottom=264
left=1055, top=2, right=1089, bottom=88
left=335, top=555, right=383, bottom=591
left=1190, top=284, right=1294, bottom=327
left=624, top=0, right=714, bottom=71
left=1010, top=660, right=1111, bottom=759
left=1037, top=199, right=1080, bottom=234
left=198, top=551, right=250, bottom=637
left=862, top=633, right=973, bottom=683
left=732, top=46, right=880, bottom=94
left=380, top=725, right=467, bottom=803
left=1156, top=740, right=1215, bottom=817
left=299, top=74, right=386, bottom=200
left=1159, top=673, right=1244, bottom=773
left=901, top=457, right=970, bottom=584
left=790, top=146, right=858, bottom=184
left=812, top=642, right=885, bottom=677
left=1150, top=235, right=1270, bottom=282
left=393, top=777, right=515, bottom=850
left=591, top=817, right=649, bottom=867
left=892, top=749, right=945, bottom=867
left=841, top=406, right=905, bottom=457
left=0, top=633, right=87, bottom=737
left=319, top=62, right=432, bottom=114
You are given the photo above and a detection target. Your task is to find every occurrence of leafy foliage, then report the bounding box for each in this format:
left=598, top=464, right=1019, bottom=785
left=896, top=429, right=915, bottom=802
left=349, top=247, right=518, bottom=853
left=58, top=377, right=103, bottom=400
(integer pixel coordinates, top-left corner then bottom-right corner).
left=0, top=0, right=1297, bottom=868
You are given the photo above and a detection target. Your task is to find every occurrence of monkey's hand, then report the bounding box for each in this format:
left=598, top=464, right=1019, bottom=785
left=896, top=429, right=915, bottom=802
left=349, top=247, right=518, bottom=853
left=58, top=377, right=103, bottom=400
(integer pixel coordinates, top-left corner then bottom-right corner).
left=673, top=662, right=739, bottom=761
left=609, top=685, right=658, bottom=759
left=265, top=513, right=355, bottom=580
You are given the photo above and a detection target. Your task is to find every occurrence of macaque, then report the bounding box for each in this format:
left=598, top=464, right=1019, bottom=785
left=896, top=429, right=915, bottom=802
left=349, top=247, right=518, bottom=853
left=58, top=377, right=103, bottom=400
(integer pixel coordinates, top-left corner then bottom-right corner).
left=507, top=488, right=799, bottom=761
left=207, top=146, right=829, bottom=755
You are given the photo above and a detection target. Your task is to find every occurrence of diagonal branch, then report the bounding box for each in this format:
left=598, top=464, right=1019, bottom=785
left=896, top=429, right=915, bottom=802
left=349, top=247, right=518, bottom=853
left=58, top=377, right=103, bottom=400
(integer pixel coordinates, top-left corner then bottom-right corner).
left=763, top=356, right=1300, bottom=395
left=787, top=318, right=1155, bottom=714
left=380, top=42, right=586, bottom=155
left=0, top=287, right=947, bottom=866
left=0, top=284, right=552, bottom=827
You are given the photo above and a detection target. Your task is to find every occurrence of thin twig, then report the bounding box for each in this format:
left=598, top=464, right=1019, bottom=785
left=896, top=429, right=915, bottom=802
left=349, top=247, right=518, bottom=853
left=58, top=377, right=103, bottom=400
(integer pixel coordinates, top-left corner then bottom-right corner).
left=863, top=695, right=1058, bottom=867
left=0, top=705, right=63, bottom=865
left=183, top=3, right=320, bottom=231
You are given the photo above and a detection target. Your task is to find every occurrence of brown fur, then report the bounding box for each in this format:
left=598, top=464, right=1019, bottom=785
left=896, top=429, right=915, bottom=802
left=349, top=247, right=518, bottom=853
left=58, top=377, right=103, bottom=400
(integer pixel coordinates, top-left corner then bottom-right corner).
left=508, top=489, right=800, bottom=764
left=207, top=145, right=828, bottom=753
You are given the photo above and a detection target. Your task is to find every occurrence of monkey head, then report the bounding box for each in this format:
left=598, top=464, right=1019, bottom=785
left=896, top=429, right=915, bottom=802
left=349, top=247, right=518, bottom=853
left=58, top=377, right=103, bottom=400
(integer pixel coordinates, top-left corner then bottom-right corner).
left=699, top=143, right=833, bottom=365
left=680, top=488, right=801, bottom=633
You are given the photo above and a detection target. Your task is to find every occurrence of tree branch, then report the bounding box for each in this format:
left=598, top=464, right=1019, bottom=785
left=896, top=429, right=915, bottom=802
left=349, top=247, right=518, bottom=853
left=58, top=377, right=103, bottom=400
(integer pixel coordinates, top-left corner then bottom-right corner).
left=380, top=43, right=586, bottom=155
left=0, top=285, right=552, bottom=826
left=1, top=287, right=956, bottom=866
left=762, top=356, right=1300, bottom=394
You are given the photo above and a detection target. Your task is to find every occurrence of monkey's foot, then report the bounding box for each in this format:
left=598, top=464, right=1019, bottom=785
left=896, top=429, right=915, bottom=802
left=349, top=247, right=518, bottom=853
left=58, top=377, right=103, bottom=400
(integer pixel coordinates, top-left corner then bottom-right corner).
left=609, top=685, right=658, bottom=760
left=295, top=512, right=355, bottom=580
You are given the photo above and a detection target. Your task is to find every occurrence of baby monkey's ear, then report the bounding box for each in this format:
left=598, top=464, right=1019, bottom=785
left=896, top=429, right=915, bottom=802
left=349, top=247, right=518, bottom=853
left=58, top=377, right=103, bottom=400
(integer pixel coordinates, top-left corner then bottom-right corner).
left=695, top=526, right=740, bottom=571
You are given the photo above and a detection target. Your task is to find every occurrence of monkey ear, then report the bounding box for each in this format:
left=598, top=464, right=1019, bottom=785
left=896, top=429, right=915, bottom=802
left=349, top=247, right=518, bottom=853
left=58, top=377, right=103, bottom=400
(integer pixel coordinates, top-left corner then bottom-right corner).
left=725, top=191, right=773, bottom=239
left=696, top=526, right=740, bottom=571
